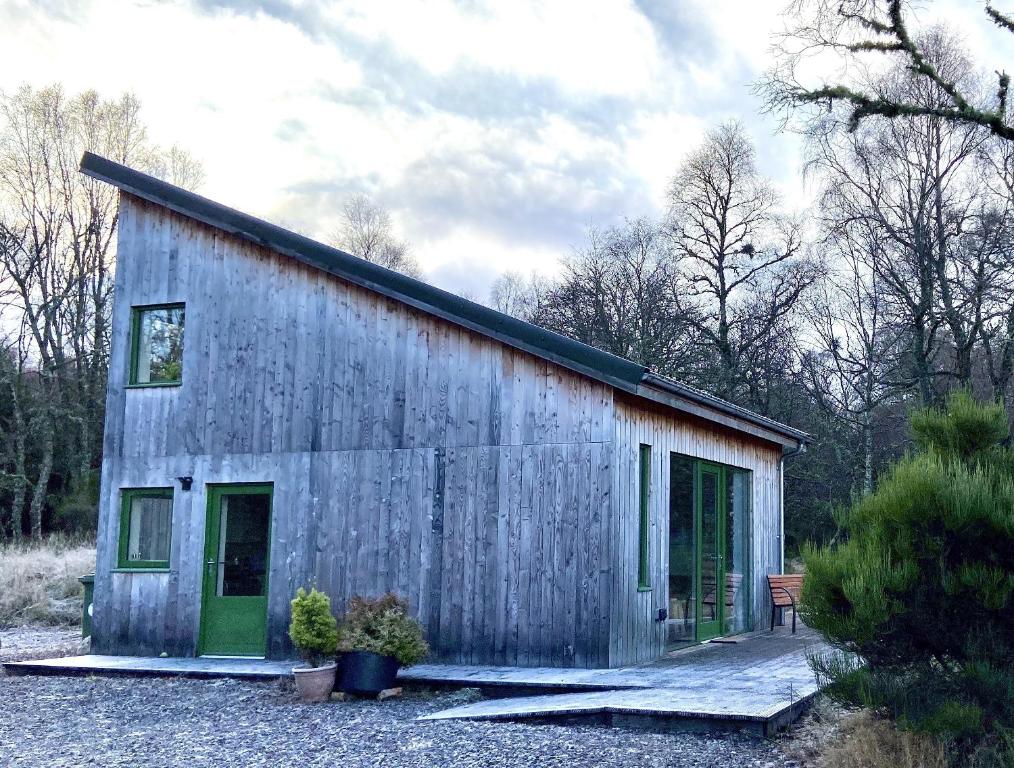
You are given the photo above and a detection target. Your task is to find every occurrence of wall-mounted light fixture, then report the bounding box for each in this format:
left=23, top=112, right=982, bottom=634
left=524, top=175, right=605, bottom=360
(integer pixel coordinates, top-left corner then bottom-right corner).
left=177, top=476, right=193, bottom=491
left=656, top=607, right=668, bottom=623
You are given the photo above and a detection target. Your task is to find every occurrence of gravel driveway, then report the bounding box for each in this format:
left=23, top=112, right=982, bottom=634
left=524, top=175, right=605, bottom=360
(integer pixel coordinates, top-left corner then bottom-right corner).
left=0, top=674, right=807, bottom=768
left=0, top=626, right=803, bottom=768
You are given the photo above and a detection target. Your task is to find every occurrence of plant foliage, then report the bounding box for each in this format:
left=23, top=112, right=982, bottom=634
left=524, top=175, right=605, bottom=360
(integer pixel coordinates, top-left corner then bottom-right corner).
left=802, top=391, right=1014, bottom=765
left=288, top=587, right=338, bottom=668
left=337, top=593, right=429, bottom=667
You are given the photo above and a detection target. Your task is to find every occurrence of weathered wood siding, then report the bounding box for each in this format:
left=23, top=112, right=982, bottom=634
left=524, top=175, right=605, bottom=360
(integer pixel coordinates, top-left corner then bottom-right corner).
left=93, top=194, right=616, bottom=666
left=609, top=395, right=783, bottom=666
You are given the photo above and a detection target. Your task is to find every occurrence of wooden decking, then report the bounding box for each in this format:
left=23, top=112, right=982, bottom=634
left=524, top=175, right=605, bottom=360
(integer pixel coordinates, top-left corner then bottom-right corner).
left=415, top=627, right=825, bottom=735
left=4, top=626, right=826, bottom=735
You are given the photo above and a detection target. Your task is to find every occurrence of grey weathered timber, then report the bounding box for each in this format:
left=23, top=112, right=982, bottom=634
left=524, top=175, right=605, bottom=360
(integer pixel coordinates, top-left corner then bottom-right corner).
left=96, top=196, right=619, bottom=666
left=417, top=627, right=825, bottom=735
left=89, top=177, right=803, bottom=670
left=610, top=396, right=784, bottom=665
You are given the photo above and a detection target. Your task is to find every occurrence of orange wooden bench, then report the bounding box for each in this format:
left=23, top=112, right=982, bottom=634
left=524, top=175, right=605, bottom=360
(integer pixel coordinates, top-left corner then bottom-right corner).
left=767, top=574, right=803, bottom=633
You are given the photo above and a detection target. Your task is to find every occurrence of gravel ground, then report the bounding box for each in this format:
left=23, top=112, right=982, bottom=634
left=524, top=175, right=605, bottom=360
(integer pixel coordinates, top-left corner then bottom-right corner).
left=0, top=626, right=807, bottom=768
left=0, top=676, right=802, bottom=768
left=0, top=626, right=83, bottom=664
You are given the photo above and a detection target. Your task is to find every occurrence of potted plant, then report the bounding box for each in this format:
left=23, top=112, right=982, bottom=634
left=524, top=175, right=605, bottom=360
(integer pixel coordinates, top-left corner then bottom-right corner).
left=288, top=587, right=339, bottom=703
left=336, top=593, right=428, bottom=696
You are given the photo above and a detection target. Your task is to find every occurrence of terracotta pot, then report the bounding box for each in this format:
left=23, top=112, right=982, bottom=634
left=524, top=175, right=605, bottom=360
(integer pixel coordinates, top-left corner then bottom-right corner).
left=292, top=661, right=337, bottom=703
left=337, top=650, right=399, bottom=695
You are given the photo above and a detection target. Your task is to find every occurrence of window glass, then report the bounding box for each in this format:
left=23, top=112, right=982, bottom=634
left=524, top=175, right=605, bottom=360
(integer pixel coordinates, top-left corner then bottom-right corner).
left=638, top=444, right=652, bottom=590
left=724, top=468, right=752, bottom=635
left=120, top=491, right=173, bottom=567
left=667, top=453, right=696, bottom=645
left=132, top=305, right=184, bottom=384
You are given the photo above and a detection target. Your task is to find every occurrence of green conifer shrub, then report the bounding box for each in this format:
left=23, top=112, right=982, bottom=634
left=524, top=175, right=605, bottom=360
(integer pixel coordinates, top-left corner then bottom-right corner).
left=337, top=593, right=429, bottom=666
left=803, top=392, right=1014, bottom=766
left=288, top=587, right=338, bottom=668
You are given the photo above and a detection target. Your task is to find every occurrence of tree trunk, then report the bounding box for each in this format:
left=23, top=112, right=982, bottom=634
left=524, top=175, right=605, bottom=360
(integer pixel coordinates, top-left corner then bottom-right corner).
left=862, top=409, right=874, bottom=496
left=27, top=414, right=54, bottom=541
left=7, top=379, right=27, bottom=541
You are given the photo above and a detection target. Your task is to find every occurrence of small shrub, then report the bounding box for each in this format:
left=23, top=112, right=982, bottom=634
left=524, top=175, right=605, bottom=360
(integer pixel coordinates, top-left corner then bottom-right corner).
left=337, top=593, right=428, bottom=667
left=288, top=587, right=338, bottom=668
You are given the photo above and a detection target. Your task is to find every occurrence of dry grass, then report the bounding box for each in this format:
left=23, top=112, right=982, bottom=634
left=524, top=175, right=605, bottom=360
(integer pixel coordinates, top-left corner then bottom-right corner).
left=0, top=536, right=96, bottom=627
left=818, top=711, right=947, bottom=768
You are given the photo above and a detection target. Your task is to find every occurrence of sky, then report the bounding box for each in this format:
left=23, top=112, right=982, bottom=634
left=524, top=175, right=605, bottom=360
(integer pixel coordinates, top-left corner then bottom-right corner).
left=0, top=0, right=1008, bottom=298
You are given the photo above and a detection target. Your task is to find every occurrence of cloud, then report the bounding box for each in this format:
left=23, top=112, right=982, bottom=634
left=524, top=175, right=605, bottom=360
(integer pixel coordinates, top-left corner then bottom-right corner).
left=3, top=0, right=809, bottom=296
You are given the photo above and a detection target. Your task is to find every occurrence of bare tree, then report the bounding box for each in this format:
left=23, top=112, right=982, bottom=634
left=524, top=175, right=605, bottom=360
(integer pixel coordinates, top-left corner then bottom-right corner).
left=804, top=232, right=905, bottom=493
left=805, top=34, right=1006, bottom=404
left=532, top=218, right=691, bottom=374
left=329, top=194, right=422, bottom=279
left=763, top=0, right=1014, bottom=141
left=666, top=121, right=817, bottom=404
left=0, top=84, right=202, bottom=539
left=489, top=271, right=544, bottom=319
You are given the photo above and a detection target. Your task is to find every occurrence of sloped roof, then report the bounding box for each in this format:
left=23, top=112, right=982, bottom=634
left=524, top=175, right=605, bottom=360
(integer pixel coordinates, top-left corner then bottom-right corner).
left=80, top=151, right=808, bottom=449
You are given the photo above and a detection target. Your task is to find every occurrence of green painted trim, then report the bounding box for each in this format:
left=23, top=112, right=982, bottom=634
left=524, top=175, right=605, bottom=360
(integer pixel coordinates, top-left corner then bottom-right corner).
left=117, top=487, right=174, bottom=570
left=198, top=483, right=274, bottom=657
left=694, top=462, right=725, bottom=642
left=127, top=302, right=185, bottom=387
left=110, top=568, right=171, bottom=574
left=637, top=443, right=651, bottom=591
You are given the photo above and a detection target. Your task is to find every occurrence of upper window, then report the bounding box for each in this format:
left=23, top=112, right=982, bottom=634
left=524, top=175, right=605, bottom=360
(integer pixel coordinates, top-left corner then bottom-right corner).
left=118, top=488, right=173, bottom=569
left=129, top=304, right=185, bottom=386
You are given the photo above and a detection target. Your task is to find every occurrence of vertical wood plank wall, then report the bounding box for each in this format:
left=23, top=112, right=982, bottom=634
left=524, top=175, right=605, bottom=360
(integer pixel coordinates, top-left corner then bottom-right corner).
left=93, top=195, right=617, bottom=666
left=609, top=396, right=783, bottom=666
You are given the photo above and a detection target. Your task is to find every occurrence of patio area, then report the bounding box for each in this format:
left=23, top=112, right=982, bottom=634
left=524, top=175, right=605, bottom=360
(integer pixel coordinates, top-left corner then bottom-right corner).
left=4, top=625, right=827, bottom=735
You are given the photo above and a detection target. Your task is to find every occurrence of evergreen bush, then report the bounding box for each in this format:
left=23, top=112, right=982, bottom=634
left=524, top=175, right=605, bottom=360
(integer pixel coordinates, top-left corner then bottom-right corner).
left=288, top=587, right=338, bottom=668
left=337, top=593, right=429, bottom=667
left=802, top=391, right=1014, bottom=766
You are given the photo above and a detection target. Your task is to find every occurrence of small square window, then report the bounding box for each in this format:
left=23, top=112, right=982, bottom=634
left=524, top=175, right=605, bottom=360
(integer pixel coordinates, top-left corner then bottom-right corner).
left=129, top=304, right=185, bottom=386
left=118, top=489, right=173, bottom=569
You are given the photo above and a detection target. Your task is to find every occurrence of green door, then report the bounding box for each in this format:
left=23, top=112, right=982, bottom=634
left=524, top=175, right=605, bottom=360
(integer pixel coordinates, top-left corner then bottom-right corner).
left=199, top=484, right=273, bottom=657
left=696, top=463, right=726, bottom=641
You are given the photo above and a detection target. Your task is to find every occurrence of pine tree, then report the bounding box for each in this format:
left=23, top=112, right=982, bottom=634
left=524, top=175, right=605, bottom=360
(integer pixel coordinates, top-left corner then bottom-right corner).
left=803, top=391, right=1014, bottom=764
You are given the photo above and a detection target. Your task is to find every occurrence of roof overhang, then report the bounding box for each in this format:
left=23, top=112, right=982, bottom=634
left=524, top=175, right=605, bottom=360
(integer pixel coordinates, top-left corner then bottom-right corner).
left=80, top=152, right=809, bottom=451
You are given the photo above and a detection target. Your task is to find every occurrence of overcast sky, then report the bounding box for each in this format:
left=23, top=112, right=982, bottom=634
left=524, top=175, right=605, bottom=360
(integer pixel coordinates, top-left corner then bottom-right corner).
left=1, top=0, right=1006, bottom=298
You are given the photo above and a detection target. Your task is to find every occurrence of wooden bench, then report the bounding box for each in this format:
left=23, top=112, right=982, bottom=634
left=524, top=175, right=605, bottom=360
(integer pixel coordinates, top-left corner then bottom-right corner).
left=767, top=574, right=803, bottom=634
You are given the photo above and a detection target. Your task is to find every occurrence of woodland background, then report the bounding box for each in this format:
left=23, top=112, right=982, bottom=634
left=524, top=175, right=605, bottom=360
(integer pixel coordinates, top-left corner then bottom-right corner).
left=4, top=4, right=1014, bottom=556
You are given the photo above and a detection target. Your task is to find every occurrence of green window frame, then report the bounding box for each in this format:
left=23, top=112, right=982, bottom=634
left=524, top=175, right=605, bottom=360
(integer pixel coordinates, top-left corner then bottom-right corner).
left=638, top=443, right=652, bottom=591
left=117, top=488, right=174, bottom=570
left=128, top=303, right=185, bottom=387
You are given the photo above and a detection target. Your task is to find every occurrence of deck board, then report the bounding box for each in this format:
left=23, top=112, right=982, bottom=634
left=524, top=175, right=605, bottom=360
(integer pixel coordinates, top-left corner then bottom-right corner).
left=4, top=627, right=826, bottom=734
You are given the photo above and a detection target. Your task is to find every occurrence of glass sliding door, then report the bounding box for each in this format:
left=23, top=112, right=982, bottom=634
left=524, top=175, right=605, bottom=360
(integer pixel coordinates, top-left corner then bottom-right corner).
left=724, top=468, right=752, bottom=635
left=666, top=454, right=752, bottom=647
left=666, top=454, right=696, bottom=647
left=696, top=463, right=724, bottom=641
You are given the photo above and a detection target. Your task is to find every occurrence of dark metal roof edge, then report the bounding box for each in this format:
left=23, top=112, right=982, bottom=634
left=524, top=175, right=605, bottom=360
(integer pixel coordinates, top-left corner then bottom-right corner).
left=641, top=372, right=810, bottom=445
left=80, top=151, right=647, bottom=391
left=81, top=152, right=810, bottom=444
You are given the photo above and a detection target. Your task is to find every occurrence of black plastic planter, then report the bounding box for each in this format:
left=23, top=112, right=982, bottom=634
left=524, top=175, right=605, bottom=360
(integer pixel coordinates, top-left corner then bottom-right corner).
left=338, top=651, right=399, bottom=695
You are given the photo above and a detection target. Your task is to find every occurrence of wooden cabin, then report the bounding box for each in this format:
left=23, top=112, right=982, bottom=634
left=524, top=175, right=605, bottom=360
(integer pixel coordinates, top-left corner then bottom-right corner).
left=81, top=152, right=808, bottom=669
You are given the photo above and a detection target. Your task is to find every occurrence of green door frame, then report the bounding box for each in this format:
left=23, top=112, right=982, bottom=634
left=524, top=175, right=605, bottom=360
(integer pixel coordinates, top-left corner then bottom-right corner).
left=695, top=462, right=726, bottom=641
left=198, top=483, right=273, bottom=657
